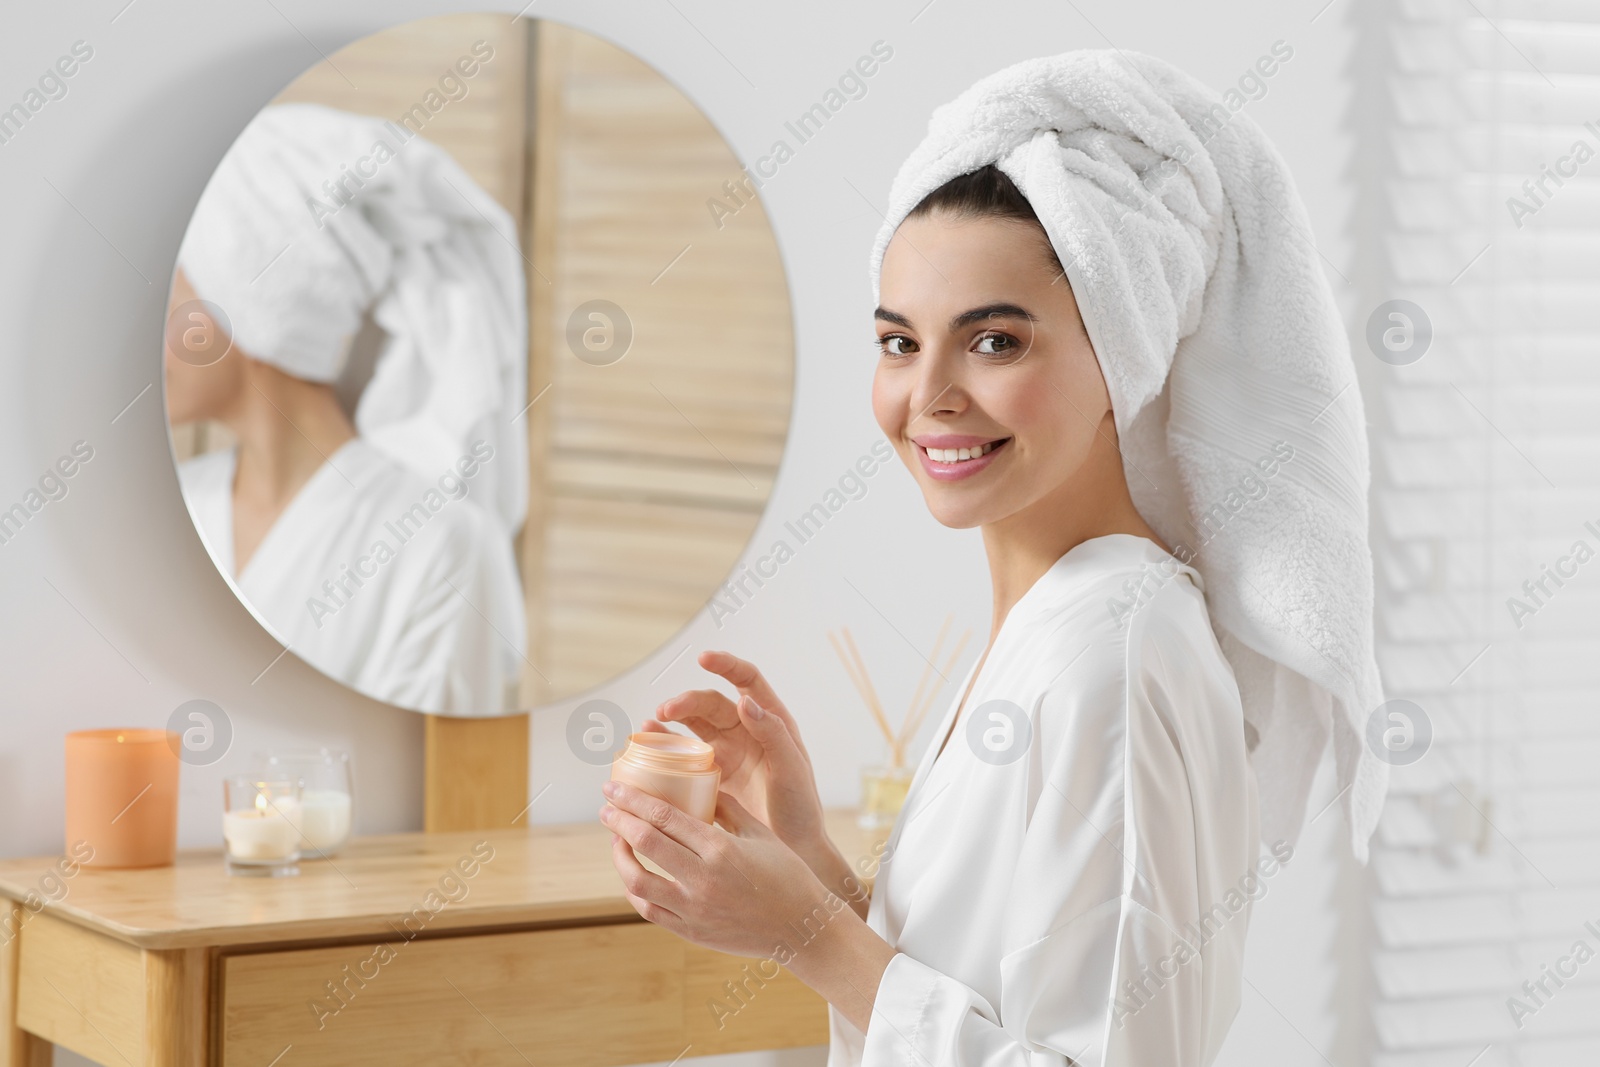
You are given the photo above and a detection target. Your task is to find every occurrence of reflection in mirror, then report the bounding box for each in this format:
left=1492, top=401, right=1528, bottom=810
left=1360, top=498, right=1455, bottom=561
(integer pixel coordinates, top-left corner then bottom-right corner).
left=164, top=15, right=793, bottom=715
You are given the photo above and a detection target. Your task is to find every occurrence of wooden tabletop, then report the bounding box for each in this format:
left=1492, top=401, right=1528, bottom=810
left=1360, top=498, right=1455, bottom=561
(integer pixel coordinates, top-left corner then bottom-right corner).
left=0, top=809, right=887, bottom=951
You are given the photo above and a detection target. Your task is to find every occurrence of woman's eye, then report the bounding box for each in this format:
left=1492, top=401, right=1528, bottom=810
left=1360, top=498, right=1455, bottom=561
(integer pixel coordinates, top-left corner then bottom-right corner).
left=878, top=334, right=916, bottom=357
left=975, top=333, right=1019, bottom=358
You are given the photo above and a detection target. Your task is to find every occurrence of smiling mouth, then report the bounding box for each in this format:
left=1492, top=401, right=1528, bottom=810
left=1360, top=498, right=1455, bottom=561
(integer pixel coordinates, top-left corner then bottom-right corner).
left=919, top=438, right=1010, bottom=464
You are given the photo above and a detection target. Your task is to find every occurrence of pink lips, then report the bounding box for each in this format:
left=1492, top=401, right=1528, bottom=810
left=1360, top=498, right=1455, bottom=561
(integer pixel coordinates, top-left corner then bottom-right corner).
left=913, top=436, right=1011, bottom=482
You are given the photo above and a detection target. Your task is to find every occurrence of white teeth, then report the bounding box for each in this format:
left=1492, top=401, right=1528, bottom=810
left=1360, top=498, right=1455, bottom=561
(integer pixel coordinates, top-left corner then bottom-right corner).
left=925, top=440, right=1003, bottom=463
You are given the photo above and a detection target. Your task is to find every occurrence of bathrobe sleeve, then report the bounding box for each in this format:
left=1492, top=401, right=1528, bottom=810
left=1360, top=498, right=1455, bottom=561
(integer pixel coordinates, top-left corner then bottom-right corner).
left=857, top=590, right=1253, bottom=1067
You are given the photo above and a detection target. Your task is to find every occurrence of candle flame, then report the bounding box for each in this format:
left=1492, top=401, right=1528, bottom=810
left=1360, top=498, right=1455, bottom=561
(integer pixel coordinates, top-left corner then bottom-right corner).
left=255, top=792, right=268, bottom=813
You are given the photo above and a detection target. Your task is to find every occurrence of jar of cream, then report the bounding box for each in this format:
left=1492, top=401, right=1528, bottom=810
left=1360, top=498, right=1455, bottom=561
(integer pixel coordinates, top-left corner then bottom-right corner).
left=609, top=732, right=721, bottom=823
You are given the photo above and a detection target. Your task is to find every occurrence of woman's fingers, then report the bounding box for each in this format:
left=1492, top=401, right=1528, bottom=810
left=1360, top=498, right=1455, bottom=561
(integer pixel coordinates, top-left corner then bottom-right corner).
left=737, top=695, right=813, bottom=776
left=656, top=711, right=727, bottom=747
left=652, top=697, right=748, bottom=767
left=657, top=688, right=740, bottom=731
left=661, top=656, right=806, bottom=754
left=698, top=650, right=795, bottom=726
left=655, top=691, right=761, bottom=770
left=610, top=835, right=690, bottom=930
left=713, top=789, right=771, bottom=838
left=602, top=781, right=719, bottom=861
left=602, top=801, right=697, bottom=881
left=603, top=802, right=710, bottom=893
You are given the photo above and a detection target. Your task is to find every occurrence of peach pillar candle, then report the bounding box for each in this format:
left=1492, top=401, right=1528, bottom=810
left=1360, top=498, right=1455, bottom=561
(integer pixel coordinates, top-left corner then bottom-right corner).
left=64, top=729, right=180, bottom=869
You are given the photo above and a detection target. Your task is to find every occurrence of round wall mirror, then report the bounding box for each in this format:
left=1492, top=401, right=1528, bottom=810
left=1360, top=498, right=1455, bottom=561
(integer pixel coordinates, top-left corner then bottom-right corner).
left=162, top=14, right=794, bottom=715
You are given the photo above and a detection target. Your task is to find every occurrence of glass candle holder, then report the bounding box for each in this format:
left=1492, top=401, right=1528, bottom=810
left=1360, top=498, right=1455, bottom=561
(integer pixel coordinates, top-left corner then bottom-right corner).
left=253, top=749, right=353, bottom=858
left=858, top=763, right=913, bottom=830
left=222, top=776, right=302, bottom=877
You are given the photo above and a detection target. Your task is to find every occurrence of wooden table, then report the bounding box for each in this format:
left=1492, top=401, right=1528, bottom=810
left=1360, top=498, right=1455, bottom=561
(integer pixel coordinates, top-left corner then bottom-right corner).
left=0, top=810, right=885, bottom=1067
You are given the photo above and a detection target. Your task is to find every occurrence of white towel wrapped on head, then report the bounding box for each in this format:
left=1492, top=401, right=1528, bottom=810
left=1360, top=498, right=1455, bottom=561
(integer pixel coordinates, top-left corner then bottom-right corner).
left=868, top=49, right=1388, bottom=861
left=177, top=102, right=529, bottom=534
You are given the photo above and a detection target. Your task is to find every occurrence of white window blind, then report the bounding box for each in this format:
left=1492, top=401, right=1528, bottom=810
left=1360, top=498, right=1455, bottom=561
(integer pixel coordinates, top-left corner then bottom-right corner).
left=1365, top=0, right=1600, bottom=1065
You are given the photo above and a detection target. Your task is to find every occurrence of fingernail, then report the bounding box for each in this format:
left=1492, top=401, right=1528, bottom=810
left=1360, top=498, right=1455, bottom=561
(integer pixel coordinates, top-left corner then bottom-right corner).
left=602, top=780, right=619, bottom=797
left=745, top=696, right=766, bottom=720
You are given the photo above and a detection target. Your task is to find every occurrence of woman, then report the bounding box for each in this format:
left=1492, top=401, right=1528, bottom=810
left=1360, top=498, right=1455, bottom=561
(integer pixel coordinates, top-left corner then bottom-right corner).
left=601, top=50, right=1386, bottom=1066
left=168, top=102, right=529, bottom=714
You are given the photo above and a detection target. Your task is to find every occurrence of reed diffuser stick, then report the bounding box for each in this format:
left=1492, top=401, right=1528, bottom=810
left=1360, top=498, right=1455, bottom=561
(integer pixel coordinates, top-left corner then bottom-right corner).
left=829, top=630, right=895, bottom=755
left=829, top=621, right=974, bottom=770
left=903, top=629, right=971, bottom=743
left=826, top=630, right=874, bottom=716
left=842, top=628, right=895, bottom=758
left=901, top=614, right=951, bottom=749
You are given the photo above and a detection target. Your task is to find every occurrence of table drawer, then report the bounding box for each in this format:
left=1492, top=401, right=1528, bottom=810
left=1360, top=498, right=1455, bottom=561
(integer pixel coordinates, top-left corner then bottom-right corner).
left=221, top=921, right=828, bottom=1066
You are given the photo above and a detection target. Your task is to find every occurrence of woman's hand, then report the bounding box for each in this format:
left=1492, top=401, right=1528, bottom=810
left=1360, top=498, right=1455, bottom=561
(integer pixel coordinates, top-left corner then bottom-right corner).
left=600, top=781, right=896, bottom=1031
left=600, top=781, right=861, bottom=959
left=645, top=650, right=832, bottom=866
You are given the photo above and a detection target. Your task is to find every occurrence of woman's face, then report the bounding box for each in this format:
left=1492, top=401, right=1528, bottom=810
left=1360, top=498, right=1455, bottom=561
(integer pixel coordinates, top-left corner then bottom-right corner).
left=872, top=211, right=1112, bottom=531
left=163, top=267, right=247, bottom=425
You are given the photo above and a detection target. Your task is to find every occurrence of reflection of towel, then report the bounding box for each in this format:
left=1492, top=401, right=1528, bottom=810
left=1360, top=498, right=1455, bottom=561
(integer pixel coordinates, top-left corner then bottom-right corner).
left=868, top=51, right=1387, bottom=861
left=177, top=102, right=528, bottom=534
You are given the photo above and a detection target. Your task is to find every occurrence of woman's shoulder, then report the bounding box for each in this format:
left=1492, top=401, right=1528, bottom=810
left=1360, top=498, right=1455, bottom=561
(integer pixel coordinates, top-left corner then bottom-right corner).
left=1027, top=534, right=1232, bottom=718
left=1029, top=534, right=1211, bottom=656
left=1003, top=539, right=1244, bottom=803
left=338, top=441, right=497, bottom=532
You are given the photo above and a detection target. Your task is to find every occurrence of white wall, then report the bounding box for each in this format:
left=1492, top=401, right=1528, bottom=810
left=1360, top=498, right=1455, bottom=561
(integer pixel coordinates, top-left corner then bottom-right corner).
left=0, top=1, right=1358, bottom=1064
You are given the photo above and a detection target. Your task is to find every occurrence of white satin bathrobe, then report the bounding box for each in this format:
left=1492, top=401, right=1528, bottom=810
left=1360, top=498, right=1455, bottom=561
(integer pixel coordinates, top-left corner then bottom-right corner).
left=179, top=439, right=525, bottom=714
left=828, top=534, right=1261, bottom=1067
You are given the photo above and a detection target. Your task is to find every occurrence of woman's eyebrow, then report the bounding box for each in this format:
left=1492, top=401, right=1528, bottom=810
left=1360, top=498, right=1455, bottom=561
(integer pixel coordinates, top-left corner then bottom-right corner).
left=948, top=302, right=1036, bottom=331
left=874, top=302, right=1037, bottom=332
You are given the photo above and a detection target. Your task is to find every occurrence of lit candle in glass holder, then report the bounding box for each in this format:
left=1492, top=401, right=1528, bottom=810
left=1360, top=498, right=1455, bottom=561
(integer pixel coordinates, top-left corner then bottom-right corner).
left=252, top=749, right=353, bottom=857
left=222, top=776, right=301, bottom=876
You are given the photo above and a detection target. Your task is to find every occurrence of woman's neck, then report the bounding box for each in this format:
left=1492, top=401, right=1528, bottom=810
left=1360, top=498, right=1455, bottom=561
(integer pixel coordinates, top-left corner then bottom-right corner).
left=217, top=362, right=356, bottom=570
left=980, top=420, right=1167, bottom=639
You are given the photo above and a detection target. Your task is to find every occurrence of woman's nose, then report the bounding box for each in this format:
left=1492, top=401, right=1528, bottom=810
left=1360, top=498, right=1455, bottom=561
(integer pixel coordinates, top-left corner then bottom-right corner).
left=909, top=353, right=967, bottom=417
